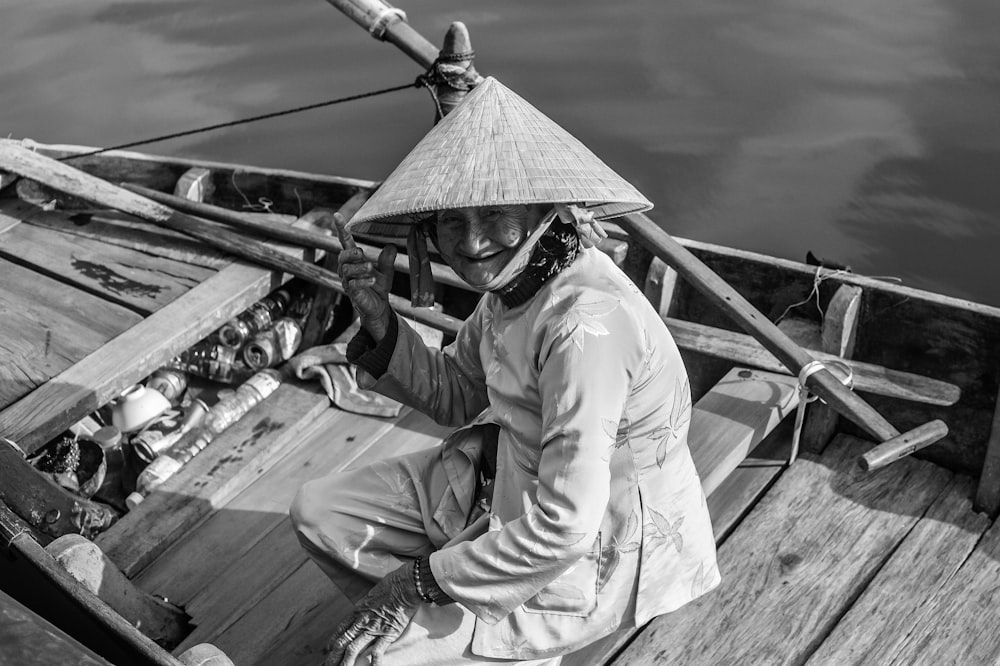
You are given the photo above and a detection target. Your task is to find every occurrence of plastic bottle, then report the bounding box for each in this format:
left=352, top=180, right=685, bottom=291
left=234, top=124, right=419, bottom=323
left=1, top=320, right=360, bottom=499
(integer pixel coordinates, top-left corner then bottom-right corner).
left=125, top=369, right=283, bottom=508
left=242, top=318, right=303, bottom=370
left=216, top=289, right=291, bottom=349
left=130, top=399, right=209, bottom=463
left=167, top=342, right=251, bottom=384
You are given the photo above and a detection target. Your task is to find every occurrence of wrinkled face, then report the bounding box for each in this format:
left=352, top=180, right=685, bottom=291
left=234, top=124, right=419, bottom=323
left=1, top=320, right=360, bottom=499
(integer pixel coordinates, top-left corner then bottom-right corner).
left=433, top=205, right=546, bottom=288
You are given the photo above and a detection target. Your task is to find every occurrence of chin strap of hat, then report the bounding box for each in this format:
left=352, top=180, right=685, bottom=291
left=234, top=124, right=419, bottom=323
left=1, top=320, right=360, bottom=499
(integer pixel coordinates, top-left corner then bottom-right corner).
left=477, top=208, right=559, bottom=294
left=555, top=203, right=608, bottom=249
left=407, top=224, right=436, bottom=308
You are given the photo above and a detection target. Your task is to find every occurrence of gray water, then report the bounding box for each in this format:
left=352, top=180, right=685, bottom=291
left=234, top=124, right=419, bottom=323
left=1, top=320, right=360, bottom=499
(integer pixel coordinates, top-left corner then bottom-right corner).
left=3, top=0, right=999, bottom=306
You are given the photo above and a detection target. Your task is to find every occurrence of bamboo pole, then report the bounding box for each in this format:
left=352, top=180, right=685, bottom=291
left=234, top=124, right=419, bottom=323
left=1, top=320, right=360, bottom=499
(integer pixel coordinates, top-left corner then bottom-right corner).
left=0, top=142, right=463, bottom=337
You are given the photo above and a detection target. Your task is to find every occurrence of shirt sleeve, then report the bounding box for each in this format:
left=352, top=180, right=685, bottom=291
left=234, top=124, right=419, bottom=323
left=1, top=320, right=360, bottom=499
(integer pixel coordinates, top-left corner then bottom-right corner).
left=357, top=298, right=492, bottom=428
left=429, top=292, right=641, bottom=623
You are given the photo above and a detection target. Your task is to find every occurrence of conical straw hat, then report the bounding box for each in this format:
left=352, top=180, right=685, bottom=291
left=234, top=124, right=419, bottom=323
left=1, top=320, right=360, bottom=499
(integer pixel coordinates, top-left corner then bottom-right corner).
left=348, top=76, right=652, bottom=238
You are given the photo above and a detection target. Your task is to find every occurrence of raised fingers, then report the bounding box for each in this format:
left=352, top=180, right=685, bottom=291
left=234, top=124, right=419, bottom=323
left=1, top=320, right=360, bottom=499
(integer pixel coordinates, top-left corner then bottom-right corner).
left=334, top=213, right=357, bottom=250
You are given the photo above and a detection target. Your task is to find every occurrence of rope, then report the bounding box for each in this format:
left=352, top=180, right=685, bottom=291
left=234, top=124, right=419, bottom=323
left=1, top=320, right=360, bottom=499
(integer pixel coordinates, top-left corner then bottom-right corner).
left=789, top=359, right=854, bottom=465
left=57, top=80, right=421, bottom=161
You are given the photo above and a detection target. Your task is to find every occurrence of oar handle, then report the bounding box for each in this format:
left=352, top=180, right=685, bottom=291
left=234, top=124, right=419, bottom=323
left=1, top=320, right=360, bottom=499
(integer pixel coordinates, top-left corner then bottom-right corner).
left=858, top=420, right=949, bottom=471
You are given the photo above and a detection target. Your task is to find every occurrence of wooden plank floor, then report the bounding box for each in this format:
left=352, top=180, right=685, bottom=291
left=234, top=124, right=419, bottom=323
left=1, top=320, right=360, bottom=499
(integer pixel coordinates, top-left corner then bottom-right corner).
left=131, top=414, right=996, bottom=666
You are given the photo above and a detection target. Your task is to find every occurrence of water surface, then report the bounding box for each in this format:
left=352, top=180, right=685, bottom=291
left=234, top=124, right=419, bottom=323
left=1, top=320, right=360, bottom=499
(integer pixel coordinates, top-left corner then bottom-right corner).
left=3, top=0, right=999, bottom=305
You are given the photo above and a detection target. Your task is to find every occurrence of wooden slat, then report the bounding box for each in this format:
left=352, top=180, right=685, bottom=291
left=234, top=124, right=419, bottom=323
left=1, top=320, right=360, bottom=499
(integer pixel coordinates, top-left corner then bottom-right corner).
left=0, top=258, right=142, bottom=410
left=974, top=372, right=1000, bottom=516
left=133, top=408, right=432, bottom=605
left=0, top=210, right=213, bottom=315
left=610, top=434, right=952, bottom=666
left=799, top=285, right=863, bottom=454
left=0, top=216, right=320, bottom=455
left=883, top=514, right=1000, bottom=664
left=665, top=317, right=960, bottom=407
left=806, top=475, right=987, bottom=665
left=171, top=409, right=451, bottom=656
left=21, top=205, right=229, bottom=270
left=689, top=368, right=799, bottom=496
left=95, top=380, right=332, bottom=577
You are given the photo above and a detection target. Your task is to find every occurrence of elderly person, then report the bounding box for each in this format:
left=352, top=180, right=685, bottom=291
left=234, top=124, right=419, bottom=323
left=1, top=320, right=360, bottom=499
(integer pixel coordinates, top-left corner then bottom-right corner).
left=290, top=77, right=719, bottom=666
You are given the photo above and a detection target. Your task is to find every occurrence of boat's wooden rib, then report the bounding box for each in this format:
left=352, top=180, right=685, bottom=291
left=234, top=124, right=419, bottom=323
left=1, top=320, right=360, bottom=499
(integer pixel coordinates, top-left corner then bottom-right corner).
left=609, top=434, right=954, bottom=665
left=0, top=588, right=112, bottom=666
left=798, top=284, right=863, bottom=455
left=974, top=386, right=1000, bottom=515
left=804, top=475, right=987, bottom=665
left=0, top=258, right=142, bottom=410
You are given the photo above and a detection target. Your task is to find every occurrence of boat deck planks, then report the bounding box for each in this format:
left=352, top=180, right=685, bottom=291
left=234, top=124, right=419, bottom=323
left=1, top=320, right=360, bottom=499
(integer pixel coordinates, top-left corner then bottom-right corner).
left=880, top=506, right=1000, bottom=664
left=805, top=475, right=989, bottom=665
left=155, top=407, right=452, bottom=659
left=0, top=209, right=212, bottom=315
left=0, top=258, right=142, bottom=410
left=610, top=434, right=954, bottom=666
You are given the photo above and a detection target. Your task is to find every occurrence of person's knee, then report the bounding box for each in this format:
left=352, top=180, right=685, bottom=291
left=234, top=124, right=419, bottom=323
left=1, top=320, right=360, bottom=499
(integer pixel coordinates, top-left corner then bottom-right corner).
left=289, top=478, right=327, bottom=538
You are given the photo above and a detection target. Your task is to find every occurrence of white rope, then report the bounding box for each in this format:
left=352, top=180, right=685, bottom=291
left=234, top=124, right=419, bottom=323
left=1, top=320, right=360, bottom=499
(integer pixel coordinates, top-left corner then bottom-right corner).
left=369, top=5, right=407, bottom=39
left=789, top=359, right=854, bottom=465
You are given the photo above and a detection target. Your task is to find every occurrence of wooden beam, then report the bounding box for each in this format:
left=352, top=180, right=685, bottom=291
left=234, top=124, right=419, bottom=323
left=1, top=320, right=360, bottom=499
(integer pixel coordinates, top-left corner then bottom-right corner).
left=974, top=369, right=1000, bottom=516
left=800, top=284, right=863, bottom=454
left=665, top=317, right=960, bottom=407
left=643, top=257, right=678, bottom=319
left=0, top=502, right=186, bottom=666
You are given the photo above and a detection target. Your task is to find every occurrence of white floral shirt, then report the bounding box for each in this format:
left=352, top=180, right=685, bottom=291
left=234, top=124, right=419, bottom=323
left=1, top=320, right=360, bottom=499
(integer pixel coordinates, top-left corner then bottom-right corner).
left=360, top=248, right=720, bottom=659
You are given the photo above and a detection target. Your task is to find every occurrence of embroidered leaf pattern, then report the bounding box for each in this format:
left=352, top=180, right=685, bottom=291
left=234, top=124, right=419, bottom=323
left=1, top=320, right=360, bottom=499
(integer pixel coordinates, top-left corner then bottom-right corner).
left=646, top=507, right=685, bottom=554
left=599, top=510, right=641, bottom=591
left=690, top=560, right=719, bottom=598
left=650, top=377, right=692, bottom=468
left=371, top=465, right=416, bottom=510
left=551, top=297, right=618, bottom=351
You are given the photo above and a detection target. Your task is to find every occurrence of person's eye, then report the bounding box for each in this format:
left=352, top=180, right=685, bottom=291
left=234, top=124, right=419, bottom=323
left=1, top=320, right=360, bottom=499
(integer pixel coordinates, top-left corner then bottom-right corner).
left=482, top=208, right=502, bottom=219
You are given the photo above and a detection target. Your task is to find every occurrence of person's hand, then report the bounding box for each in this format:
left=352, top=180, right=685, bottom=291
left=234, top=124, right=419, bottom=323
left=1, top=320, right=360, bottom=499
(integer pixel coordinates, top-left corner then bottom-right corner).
left=324, top=562, right=421, bottom=666
left=335, top=214, right=397, bottom=341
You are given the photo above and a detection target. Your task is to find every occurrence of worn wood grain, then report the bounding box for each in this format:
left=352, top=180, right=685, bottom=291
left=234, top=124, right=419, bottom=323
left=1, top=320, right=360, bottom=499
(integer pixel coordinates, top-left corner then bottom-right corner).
left=0, top=216, right=211, bottom=315
left=172, top=409, right=451, bottom=654
left=21, top=204, right=230, bottom=270
left=0, top=209, right=330, bottom=455
left=806, top=475, right=987, bottom=665
left=95, top=380, right=332, bottom=577
left=133, top=407, right=430, bottom=605
left=800, top=285, right=863, bottom=454
left=0, top=257, right=142, bottom=410
left=884, top=513, right=1000, bottom=664
left=665, top=317, right=960, bottom=407
left=610, top=434, right=951, bottom=666
left=689, top=368, right=799, bottom=496
left=974, top=372, right=1000, bottom=516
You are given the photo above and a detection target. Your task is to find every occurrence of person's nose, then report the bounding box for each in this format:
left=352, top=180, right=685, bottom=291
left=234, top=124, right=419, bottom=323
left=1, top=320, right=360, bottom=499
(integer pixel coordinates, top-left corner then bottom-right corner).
left=459, top=217, right=491, bottom=256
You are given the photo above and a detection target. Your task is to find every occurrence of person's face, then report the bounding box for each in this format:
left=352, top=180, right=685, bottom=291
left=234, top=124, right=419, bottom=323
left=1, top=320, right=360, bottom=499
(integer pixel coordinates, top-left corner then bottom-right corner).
left=433, top=205, right=547, bottom=288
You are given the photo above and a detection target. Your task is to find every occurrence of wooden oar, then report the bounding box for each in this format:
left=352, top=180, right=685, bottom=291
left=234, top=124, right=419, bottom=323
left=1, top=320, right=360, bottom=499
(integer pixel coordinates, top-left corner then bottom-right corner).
left=323, top=0, right=950, bottom=465
left=0, top=142, right=463, bottom=337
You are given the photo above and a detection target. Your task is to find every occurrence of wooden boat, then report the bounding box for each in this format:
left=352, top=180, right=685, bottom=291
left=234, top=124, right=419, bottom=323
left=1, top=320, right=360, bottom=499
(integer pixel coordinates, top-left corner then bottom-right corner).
left=3, top=6, right=1000, bottom=666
